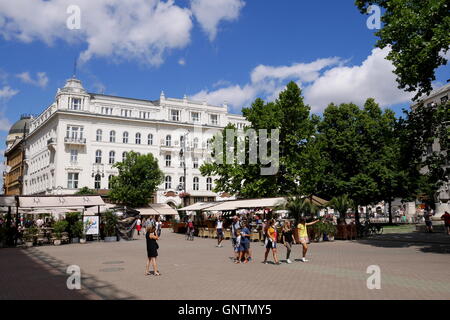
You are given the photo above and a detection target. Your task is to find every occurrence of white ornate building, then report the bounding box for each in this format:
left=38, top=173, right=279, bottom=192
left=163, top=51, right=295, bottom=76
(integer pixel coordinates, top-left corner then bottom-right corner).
left=21, top=77, right=248, bottom=207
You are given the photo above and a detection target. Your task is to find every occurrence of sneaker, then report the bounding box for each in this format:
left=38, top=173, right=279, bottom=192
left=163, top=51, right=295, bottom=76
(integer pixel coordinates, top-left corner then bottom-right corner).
left=263, top=261, right=268, bottom=264
left=286, top=259, right=292, bottom=264
left=301, top=258, right=309, bottom=262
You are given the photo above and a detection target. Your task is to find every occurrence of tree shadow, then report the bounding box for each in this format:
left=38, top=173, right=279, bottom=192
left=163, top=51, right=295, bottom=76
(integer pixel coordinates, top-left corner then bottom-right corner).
left=357, top=233, right=450, bottom=254
left=0, top=248, right=137, bottom=300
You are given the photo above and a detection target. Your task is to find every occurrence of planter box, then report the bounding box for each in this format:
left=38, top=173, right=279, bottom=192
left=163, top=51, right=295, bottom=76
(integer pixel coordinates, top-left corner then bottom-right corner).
left=80, top=239, right=87, bottom=244
left=25, top=241, right=34, bottom=248
left=104, top=236, right=117, bottom=242
left=71, top=237, right=80, bottom=243
left=54, top=240, right=61, bottom=246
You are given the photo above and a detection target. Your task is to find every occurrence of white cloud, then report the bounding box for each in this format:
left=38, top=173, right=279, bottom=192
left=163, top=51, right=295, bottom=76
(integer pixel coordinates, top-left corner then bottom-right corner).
left=0, top=118, right=10, bottom=132
left=0, top=0, right=194, bottom=66
left=191, top=0, right=245, bottom=41
left=0, top=86, right=19, bottom=100
left=191, top=47, right=414, bottom=113
left=303, top=48, right=414, bottom=112
left=178, top=58, right=186, bottom=66
left=16, top=72, right=49, bottom=88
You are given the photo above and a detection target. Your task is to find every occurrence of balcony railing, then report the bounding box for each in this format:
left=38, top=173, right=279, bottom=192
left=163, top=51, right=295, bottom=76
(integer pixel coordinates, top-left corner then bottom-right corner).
left=64, top=137, right=86, bottom=145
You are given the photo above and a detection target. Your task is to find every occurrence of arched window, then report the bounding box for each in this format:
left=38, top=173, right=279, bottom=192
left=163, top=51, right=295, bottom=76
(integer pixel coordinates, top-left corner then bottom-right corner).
left=165, top=135, right=171, bottom=147
left=95, top=150, right=102, bottom=164
left=108, top=175, right=114, bottom=189
left=165, top=154, right=171, bottom=167
left=96, top=129, right=102, bottom=142
left=206, top=177, right=213, bottom=191
left=193, top=157, right=199, bottom=169
left=193, top=137, right=199, bottom=149
left=122, top=152, right=127, bottom=161
left=165, top=176, right=172, bottom=190
left=109, top=151, right=115, bottom=164
left=110, top=130, right=116, bottom=143
left=136, top=133, right=141, bottom=144
left=193, top=177, right=199, bottom=191
left=94, top=174, right=101, bottom=189
left=148, top=134, right=153, bottom=145
left=123, top=131, right=129, bottom=144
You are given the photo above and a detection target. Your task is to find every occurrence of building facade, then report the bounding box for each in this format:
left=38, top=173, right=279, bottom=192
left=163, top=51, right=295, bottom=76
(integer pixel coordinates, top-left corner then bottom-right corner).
left=412, top=82, right=449, bottom=215
left=3, top=115, right=32, bottom=195
left=20, top=77, right=248, bottom=207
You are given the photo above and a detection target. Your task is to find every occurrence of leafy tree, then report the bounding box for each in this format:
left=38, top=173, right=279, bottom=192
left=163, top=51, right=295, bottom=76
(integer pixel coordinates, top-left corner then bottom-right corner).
left=355, top=0, right=450, bottom=100
left=201, top=82, right=314, bottom=198
left=109, top=151, right=164, bottom=207
left=75, top=187, right=96, bottom=195
left=398, top=100, right=450, bottom=207
left=286, top=197, right=320, bottom=222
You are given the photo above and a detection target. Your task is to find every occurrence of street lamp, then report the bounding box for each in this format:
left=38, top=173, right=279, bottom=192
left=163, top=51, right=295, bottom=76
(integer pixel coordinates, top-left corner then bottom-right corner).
left=178, top=131, right=190, bottom=207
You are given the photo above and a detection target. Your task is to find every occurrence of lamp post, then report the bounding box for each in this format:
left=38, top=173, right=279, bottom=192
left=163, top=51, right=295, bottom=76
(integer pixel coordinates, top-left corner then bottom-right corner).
left=178, top=131, right=190, bottom=207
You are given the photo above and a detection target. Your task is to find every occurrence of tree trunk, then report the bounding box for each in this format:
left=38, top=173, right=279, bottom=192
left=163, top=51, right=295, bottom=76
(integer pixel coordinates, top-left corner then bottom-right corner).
left=388, top=200, right=393, bottom=225
left=354, top=205, right=360, bottom=225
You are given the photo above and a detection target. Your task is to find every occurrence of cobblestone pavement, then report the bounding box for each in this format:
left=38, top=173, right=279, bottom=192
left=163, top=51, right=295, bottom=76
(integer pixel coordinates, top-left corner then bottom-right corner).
left=1, top=230, right=449, bottom=300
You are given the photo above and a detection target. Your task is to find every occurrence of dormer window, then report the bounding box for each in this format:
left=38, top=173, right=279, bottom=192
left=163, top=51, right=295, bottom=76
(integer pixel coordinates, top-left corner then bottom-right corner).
left=70, top=98, right=81, bottom=110
left=210, top=114, right=218, bottom=125
left=171, top=110, right=180, bottom=122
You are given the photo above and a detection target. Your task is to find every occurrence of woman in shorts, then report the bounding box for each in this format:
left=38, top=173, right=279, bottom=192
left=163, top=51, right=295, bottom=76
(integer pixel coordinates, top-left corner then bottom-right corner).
left=263, top=220, right=280, bottom=265
left=297, top=217, right=320, bottom=262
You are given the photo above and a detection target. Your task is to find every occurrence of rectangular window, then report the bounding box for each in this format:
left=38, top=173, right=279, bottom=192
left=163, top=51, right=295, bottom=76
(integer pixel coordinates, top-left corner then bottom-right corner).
left=101, top=107, right=112, bottom=115
left=171, top=110, right=180, bottom=121
left=191, top=112, right=200, bottom=123
left=66, top=126, right=84, bottom=140
left=70, top=98, right=81, bottom=110
left=210, top=114, right=218, bottom=125
left=67, top=173, right=79, bottom=189
left=121, top=109, right=131, bottom=117
left=70, top=150, right=78, bottom=163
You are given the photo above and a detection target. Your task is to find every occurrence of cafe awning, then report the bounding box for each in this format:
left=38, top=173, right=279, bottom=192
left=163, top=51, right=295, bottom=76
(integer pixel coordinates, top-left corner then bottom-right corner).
left=18, top=196, right=105, bottom=208
left=0, top=196, right=16, bottom=207
left=178, top=202, right=220, bottom=211
left=137, top=203, right=178, bottom=216
left=202, top=197, right=287, bottom=211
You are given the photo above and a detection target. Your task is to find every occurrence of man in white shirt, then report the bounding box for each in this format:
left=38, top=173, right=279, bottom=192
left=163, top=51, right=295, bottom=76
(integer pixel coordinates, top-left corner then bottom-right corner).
left=136, top=217, right=142, bottom=236
left=216, top=217, right=224, bottom=247
left=36, top=218, right=44, bottom=228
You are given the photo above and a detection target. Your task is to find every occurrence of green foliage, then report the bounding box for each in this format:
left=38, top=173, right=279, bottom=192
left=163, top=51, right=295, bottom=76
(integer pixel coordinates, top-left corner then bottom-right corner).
left=70, top=221, right=84, bottom=238
left=286, top=197, right=320, bottom=221
left=355, top=0, right=450, bottom=100
left=201, top=82, right=315, bottom=198
left=324, top=222, right=337, bottom=236
left=310, top=221, right=326, bottom=240
left=75, top=187, right=96, bottom=195
left=330, top=194, right=354, bottom=219
left=102, top=211, right=118, bottom=237
left=109, top=151, right=164, bottom=207
left=65, top=212, right=81, bottom=238
left=53, top=220, right=68, bottom=239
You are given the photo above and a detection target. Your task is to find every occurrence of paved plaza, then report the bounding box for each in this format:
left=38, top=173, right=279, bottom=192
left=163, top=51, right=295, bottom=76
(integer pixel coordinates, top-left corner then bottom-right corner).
left=1, top=229, right=450, bottom=300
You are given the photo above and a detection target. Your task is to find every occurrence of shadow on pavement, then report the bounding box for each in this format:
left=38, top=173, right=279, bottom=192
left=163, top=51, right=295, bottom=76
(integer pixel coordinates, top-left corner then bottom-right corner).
left=356, top=232, right=450, bottom=254
left=0, top=248, right=137, bottom=300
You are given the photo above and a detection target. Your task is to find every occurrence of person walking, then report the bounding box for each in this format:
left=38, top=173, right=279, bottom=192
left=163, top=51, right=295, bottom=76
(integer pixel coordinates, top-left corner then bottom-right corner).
left=282, top=221, right=294, bottom=264
left=187, top=219, right=194, bottom=241
left=239, top=222, right=251, bottom=263
left=424, top=206, right=434, bottom=233
left=216, top=217, right=224, bottom=247
left=263, top=219, right=280, bottom=265
left=234, top=229, right=242, bottom=263
left=297, top=217, right=320, bottom=262
left=441, top=211, right=450, bottom=235
left=155, top=216, right=162, bottom=238
left=145, top=225, right=160, bottom=276
left=136, top=217, right=142, bottom=236
left=231, top=216, right=241, bottom=260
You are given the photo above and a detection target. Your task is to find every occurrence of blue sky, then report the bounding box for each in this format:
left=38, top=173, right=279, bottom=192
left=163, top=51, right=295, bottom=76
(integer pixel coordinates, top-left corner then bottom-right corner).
left=0, top=0, right=449, bottom=153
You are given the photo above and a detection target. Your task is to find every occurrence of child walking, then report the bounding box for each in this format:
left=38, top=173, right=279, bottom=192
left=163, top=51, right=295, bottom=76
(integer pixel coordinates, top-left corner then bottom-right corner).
left=234, top=229, right=242, bottom=263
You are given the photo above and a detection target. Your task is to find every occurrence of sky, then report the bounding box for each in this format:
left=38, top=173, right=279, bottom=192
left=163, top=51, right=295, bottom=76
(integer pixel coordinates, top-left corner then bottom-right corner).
left=0, top=0, right=449, bottom=188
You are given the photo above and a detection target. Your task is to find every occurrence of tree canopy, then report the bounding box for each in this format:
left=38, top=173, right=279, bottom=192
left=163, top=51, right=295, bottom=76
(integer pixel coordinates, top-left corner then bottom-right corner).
left=109, top=151, right=164, bottom=207
left=355, top=0, right=450, bottom=100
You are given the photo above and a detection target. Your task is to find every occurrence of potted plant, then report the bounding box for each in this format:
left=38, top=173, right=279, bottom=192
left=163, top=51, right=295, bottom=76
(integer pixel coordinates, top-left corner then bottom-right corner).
left=311, top=221, right=325, bottom=242
left=24, top=226, right=38, bottom=247
left=103, top=211, right=118, bottom=242
left=53, top=220, right=68, bottom=246
left=324, top=223, right=337, bottom=241
left=70, top=220, right=84, bottom=243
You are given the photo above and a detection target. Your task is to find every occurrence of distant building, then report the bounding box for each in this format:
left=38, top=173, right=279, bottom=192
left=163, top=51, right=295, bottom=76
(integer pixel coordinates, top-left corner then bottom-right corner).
left=3, top=115, right=32, bottom=195
left=16, top=77, right=248, bottom=207
left=412, top=82, right=449, bottom=215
